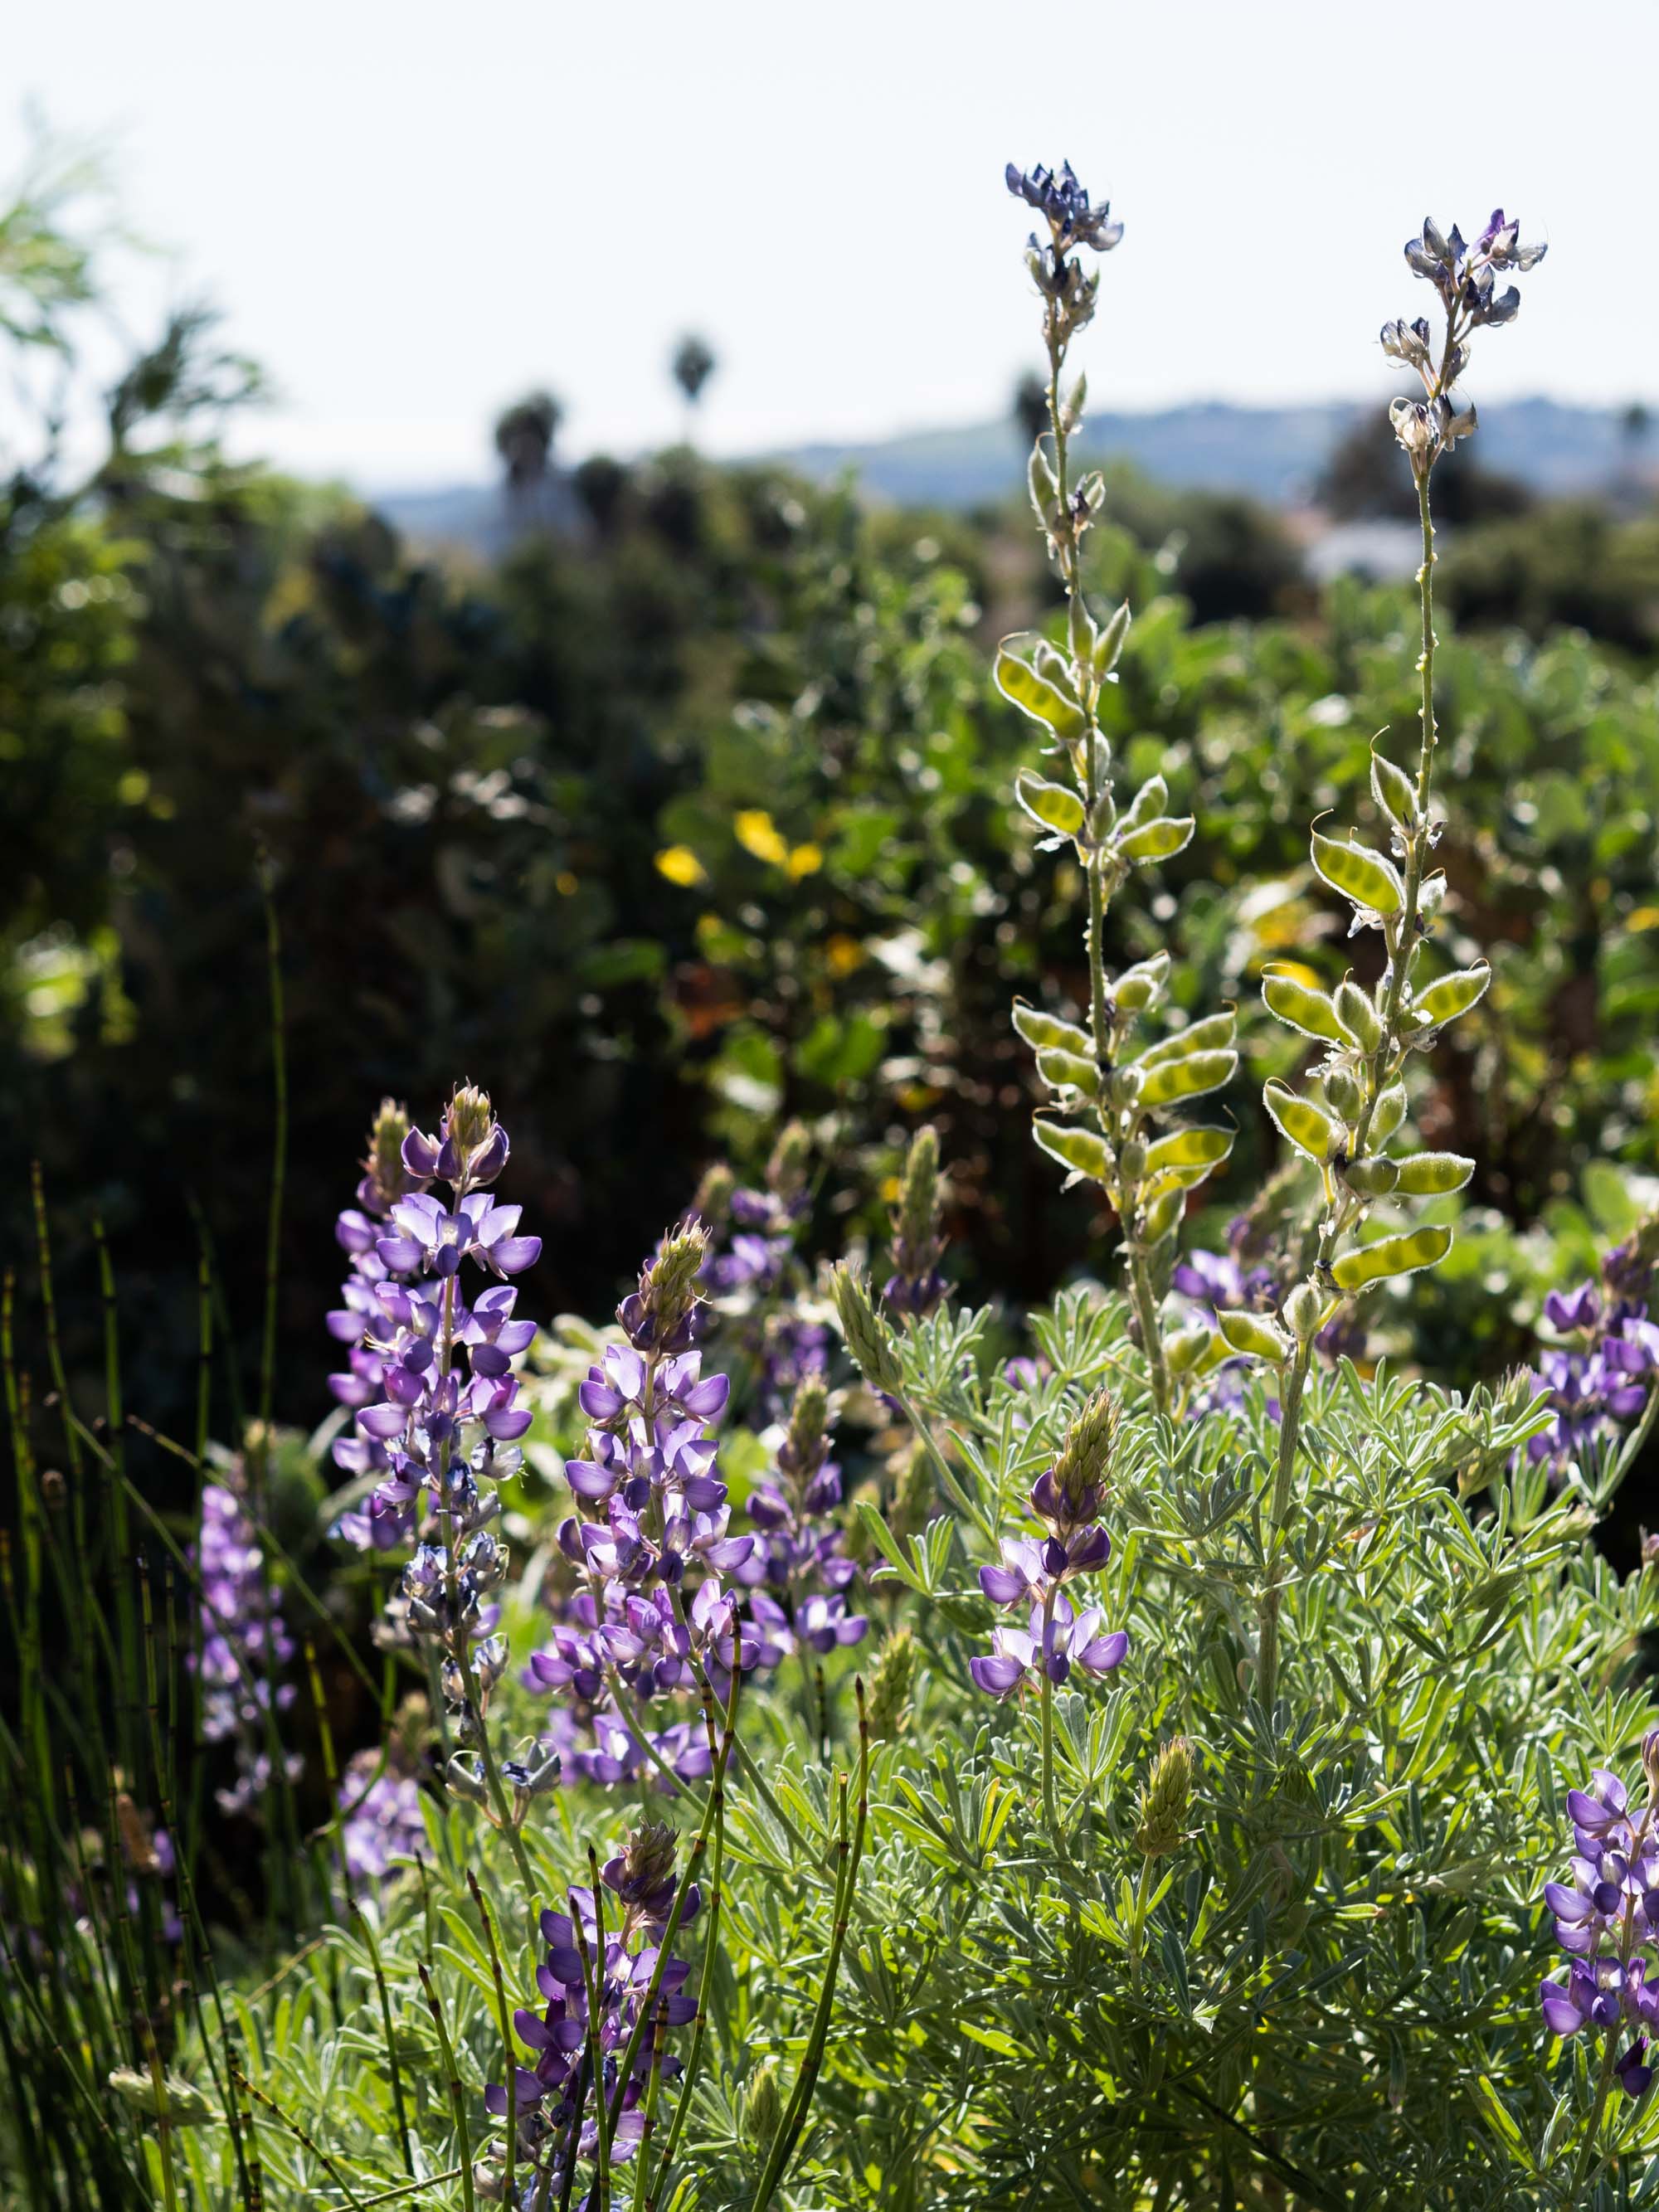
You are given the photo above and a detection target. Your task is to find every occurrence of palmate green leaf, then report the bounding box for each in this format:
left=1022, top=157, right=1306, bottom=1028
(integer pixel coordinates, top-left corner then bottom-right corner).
left=1137, top=1048, right=1238, bottom=1109
left=1330, top=1223, right=1453, bottom=1289
left=1014, top=769, right=1086, bottom=837
left=1033, top=1117, right=1113, bottom=1181
left=995, top=638, right=1087, bottom=738
left=1311, top=828, right=1404, bottom=915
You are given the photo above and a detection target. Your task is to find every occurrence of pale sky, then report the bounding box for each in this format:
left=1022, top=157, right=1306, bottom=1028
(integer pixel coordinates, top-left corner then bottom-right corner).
left=7, top=0, right=1654, bottom=491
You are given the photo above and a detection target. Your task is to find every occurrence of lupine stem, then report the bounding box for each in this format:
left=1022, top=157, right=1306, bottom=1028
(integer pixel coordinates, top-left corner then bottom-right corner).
left=1258, top=458, right=1441, bottom=1717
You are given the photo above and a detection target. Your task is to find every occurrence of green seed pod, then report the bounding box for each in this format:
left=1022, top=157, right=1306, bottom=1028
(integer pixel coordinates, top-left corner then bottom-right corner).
left=1066, top=594, right=1096, bottom=672
left=1139, top=1050, right=1238, bottom=1109
left=1323, top=1064, right=1365, bottom=1121
left=1135, top=1736, right=1196, bottom=1857
left=1330, top=1223, right=1453, bottom=1290
left=1310, top=829, right=1404, bottom=916
left=1028, top=444, right=1058, bottom=523
left=1263, top=1079, right=1336, bottom=1162
left=995, top=639, right=1088, bottom=740
left=1036, top=1047, right=1099, bottom=1096
left=1370, top=1083, right=1408, bottom=1145
left=1143, top=1125, right=1234, bottom=1178
left=1413, top=963, right=1491, bottom=1027
left=1343, top=1155, right=1399, bottom=1199
left=1283, top=1279, right=1325, bottom=1341
left=1014, top=770, right=1087, bottom=838
left=1118, top=815, right=1195, bottom=865
left=1393, top=1150, right=1475, bottom=1196
left=1165, top=1323, right=1214, bottom=1376
left=1093, top=600, right=1131, bottom=675
left=1112, top=951, right=1171, bottom=1014
left=1011, top=1002, right=1092, bottom=1057
left=1217, top=1308, right=1292, bottom=1364
left=1334, top=980, right=1384, bottom=1053
left=1033, top=1120, right=1114, bottom=1182
left=1262, top=969, right=1345, bottom=1043
left=1118, top=775, right=1169, bottom=834
left=829, top=1265, right=904, bottom=1394
left=1370, top=748, right=1419, bottom=829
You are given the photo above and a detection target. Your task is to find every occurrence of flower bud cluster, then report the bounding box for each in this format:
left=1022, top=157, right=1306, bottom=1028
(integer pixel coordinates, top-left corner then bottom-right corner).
left=883, top=1125, right=948, bottom=1319
left=1540, top=1751, right=1659, bottom=2100
left=1384, top=211, right=1546, bottom=472
left=970, top=1391, right=1128, bottom=1703
left=692, top=1125, right=827, bottom=1419
left=737, top=1375, right=868, bottom=1658
left=326, top=1091, right=545, bottom=1796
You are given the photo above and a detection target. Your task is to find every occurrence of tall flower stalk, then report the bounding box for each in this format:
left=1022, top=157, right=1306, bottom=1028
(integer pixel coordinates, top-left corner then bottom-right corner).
left=1000, top=163, right=1238, bottom=1416
left=1230, top=211, right=1548, bottom=1709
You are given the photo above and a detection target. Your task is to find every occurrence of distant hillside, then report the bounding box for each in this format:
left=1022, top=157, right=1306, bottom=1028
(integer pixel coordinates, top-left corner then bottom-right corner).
left=374, top=397, right=1649, bottom=548
left=776, top=397, right=1646, bottom=510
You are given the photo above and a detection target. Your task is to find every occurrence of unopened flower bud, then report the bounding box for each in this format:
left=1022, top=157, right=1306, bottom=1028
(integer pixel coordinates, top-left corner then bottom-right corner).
left=1134, top=1736, right=1195, bottom=1858
left=690, top=1161, right=736, bottom=1231
left=1118, top=1135, right=1146, bottom=1182
left=108, top=2069, right=216, bottom=2127
left=830, top=1266, right=904, bottom=1396
left=1324, top=1065, right=1365, bottom=1122
left=1283, top=1281, right=1324, bottom=1342
left=885, top=1126, right=947, bottom=1318
left=360, top=1098, right=420, bottom=1213
left=766, top=1120, right=811, bottom=1203
left=1053, top=1387, right=1118, bottom=1511
left=865, top=1626, right=920, bottom=1741
left=742, top=2059, right=783, bottom=2152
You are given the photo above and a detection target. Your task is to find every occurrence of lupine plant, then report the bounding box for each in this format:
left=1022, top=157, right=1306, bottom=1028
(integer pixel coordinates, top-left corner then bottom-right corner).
left=10, top=164, right=1659, bottom=2212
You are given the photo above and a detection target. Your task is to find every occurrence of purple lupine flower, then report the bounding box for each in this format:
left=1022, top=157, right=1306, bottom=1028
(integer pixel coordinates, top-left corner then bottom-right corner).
left=1528, top=1262, right=1659, bottom=1474
left=970, top=1388, right=1127, bottom=1705
left=1540, top=1743, right=1659, bottom=2100
left=481, top=1842, right=698, bottom=2204
left=1005, top=161, right=1123, bottom=254
left=338, top=1750, right=429, bottom=1881
left=191, top=1468, right=302, bottom=1817
left=529, top=1218, right=811, bottom=1790
left=325, top=1091, right=554, bottom=1823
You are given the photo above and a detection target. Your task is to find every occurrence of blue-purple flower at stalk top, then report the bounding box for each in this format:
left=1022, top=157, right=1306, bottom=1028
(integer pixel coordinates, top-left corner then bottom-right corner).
left=1528, top=1219, right=1659, bottom=1471
left=735, top=1373, right=867, bottom=1658
left=526, top=1219, right=848, bottom=1791
left=1540, top=1738, right=1659, bottom=2099
left=192, top=1466, right=302, bottom=1816
left=482, top=1823, right=698, bottom=2203
left=327, top=1091, right=555, bottom=1820
left=1383, top=209, right=1547, bottom=473
left=883, top=1124, right=948, bottom=1321
left=1005, top=161, right=1124, bottom=255
left=970, top=1388, right=1128, bottom=1701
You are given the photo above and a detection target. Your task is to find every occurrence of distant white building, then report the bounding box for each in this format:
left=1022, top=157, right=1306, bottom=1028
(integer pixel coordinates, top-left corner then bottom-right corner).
left=1301, top=518, right=1425, bottom=585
